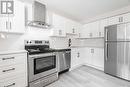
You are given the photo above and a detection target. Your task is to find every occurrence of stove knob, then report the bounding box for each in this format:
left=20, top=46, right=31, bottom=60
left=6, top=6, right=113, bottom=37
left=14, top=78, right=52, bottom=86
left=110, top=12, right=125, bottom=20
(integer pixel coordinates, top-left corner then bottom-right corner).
left=27, top=41, right=29, bottom=44
left=46, top=41, right=49, bottom=44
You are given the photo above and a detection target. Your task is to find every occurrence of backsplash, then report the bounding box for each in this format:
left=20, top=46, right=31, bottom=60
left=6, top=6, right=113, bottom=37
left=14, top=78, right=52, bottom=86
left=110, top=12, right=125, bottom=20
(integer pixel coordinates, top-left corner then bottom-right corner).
left=0, top=27, right=51, bottom=51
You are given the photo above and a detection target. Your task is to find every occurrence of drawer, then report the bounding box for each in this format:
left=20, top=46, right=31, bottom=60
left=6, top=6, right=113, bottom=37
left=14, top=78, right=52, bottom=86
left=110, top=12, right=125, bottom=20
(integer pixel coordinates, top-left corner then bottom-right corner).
left=0, top=74, right=27, bottom=87
left=0, top=64, right=27, bottom=79
left=0, top=53, right=27, bottom=67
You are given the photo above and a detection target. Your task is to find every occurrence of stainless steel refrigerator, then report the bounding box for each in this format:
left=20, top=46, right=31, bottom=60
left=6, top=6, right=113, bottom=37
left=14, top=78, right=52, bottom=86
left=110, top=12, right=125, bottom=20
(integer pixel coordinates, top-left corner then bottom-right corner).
left=104, top=23, right=130, bottom=81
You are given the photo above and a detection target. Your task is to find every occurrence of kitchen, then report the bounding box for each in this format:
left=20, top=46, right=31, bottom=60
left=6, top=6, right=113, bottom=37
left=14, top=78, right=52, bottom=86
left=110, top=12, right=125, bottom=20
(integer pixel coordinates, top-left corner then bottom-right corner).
left=0, top=0, right=130, bottom=87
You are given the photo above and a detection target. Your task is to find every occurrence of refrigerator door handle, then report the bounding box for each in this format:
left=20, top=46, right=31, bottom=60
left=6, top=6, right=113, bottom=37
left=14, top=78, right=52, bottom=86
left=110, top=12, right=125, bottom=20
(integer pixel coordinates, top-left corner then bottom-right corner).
left=105, top=43, right=108, bottom=62
left=105, top=28, right=108, bottom=41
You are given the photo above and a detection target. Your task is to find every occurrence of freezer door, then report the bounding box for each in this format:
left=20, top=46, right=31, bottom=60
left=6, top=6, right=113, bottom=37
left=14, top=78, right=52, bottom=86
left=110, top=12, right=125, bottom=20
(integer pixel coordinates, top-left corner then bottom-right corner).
left=105, top=24, right=126, bottom=41
left=124, top=42, right=130, bottom=80
left=104, top=42, right=118, bottom=76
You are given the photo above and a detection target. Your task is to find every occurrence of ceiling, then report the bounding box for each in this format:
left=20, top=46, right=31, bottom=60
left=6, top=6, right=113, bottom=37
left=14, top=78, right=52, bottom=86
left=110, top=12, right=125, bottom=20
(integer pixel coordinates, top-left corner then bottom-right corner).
left=23, top=0, right=130, bottom=23
left=42, top=0, right=130, bottom=23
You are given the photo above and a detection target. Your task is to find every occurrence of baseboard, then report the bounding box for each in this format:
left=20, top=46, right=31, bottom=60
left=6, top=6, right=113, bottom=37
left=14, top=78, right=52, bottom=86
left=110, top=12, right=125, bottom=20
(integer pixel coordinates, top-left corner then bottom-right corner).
left=70, top=63, right=104, bottom=72
left=82, top=63, right=104, bottom=71
left=70, top=64, right=84, bottom=71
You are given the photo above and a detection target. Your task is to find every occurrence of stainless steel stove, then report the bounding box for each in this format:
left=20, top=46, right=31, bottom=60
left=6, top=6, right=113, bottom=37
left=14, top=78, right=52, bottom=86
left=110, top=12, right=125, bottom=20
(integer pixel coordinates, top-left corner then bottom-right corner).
left=25, top=40, right=58, bottom=87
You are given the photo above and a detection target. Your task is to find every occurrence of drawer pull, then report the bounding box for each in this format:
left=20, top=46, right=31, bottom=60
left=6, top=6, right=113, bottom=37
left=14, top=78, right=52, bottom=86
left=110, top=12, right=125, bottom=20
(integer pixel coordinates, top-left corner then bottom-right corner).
left=2, top=57, right=15, bottom=60
left=4, top=83, right=15, bottom=87
left=2, top=68, right=15, bottom=72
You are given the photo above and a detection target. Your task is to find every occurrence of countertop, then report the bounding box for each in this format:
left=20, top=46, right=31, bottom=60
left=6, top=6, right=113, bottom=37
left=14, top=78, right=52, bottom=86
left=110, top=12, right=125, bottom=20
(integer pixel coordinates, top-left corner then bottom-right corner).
left=0, top=50, right=27, bottom=55
left=52, top=49, right=71, bottom=52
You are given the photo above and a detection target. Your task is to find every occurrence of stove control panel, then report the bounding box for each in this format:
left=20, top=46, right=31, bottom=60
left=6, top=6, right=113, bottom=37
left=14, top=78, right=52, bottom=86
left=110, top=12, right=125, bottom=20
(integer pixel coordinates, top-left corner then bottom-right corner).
left=25, top=40, right=49, bottom=45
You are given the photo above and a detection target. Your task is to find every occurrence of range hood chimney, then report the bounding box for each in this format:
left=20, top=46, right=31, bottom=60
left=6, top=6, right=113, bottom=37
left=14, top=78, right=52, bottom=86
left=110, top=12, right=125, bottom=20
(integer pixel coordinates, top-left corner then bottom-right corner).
left=27, top=1, right=51, bottom=29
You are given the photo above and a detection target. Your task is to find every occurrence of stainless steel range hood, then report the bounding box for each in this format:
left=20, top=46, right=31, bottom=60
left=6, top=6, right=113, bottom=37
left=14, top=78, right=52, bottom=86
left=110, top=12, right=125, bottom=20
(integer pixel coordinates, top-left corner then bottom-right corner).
left=27, top=1, right=51, bottom=29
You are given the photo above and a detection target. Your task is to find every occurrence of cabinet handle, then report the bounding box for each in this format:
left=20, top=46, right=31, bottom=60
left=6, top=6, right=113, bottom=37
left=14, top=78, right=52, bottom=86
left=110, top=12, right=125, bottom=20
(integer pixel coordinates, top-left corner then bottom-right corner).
left=6, top=21, right=8, bottom=30
left=72, top=28, right=75, bottom=33
left=119, top=17, right=121, bottom=22
left=91, top=49, right=94, bottom=53
left=61, top=30, right=62, bottom=35
left=4, top=83, right=15, bottom=87
left=2, top=57, right=15, bottom=60
left=119, top=17, right=123, bottom=22
left=2, top=68, right=15, bottom=72
left=10, top=22, right=12, bottom=29
left=121, top=17, right=123, bottom=22
left=79, top=33, right=81, bottom=37
left=99, top=32, right=101, bottom=36
left=59, top=30, right=61, bottom=35
left=59, top=30, right=62, bottom=35
left=77, top=52, right=80, bottom=57
left=89, top=33, right=92, bottom=37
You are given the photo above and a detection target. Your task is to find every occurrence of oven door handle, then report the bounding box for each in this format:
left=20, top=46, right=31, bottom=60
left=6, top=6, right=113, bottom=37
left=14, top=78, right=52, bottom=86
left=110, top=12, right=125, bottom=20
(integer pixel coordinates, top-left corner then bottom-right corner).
left=29, top=53, right=56, bottom=58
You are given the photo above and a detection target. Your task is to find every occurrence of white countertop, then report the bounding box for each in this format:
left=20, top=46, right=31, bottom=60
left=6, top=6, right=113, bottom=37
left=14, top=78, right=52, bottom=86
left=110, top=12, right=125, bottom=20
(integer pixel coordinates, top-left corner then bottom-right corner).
left=0, top=50, right=27, bottom=55
left=70, top=46, right=104, bottom=48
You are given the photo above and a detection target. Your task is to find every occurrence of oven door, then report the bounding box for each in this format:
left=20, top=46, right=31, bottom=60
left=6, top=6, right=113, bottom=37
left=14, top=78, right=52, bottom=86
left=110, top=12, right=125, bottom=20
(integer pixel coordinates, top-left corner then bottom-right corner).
left=28, top=53, right=58, bottom=82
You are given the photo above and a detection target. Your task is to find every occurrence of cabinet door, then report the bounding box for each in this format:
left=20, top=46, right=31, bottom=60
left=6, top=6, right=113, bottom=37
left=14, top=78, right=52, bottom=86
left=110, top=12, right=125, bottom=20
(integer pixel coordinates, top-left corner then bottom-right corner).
left=123, top=13, right=130, bottom=23
left=52, top=13, right=66, bottom=37
left=71, top=48, right=78, bottom=68
left=10, top=0, right=25, bottom=33
left=99, top=19, right=108, bottom=37
left=93, top=48, right=104, bottom=70
left=65, top=19, right=79, bottom=34
left=0, top=17, right=9, bottom=32
left=82, top=24, right=91, bottom=38
left=72, top=21, right=78, bottom=34
left=90, top=21, right=99, bottom=38
left=71, top=48, right=81, bottom=68
left=65, top=19, right=71, bottom=33
left=108, top=15, right=125, bottom=25
left=108, top=16, right=119, bottom=25
left=83, top=48, right=92, bottom=65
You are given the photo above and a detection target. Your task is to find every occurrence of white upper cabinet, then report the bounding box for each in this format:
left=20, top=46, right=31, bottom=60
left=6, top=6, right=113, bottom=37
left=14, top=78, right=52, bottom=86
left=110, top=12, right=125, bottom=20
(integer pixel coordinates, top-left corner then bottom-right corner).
left=108, top=12, right=130, bottom=25
left=50, top=12, right=81, bottom=37
left=81, top=23, right=91, bottom=38
left=50, top=13, right=66, bottom=37
left=108, top=15, right=121, bottom=25
left=122, top=13, right=130, bottom=23
left=65, top=19, right=78, bottom=35
left=10, top=0, right=25, bottom=33
left=0, top=0, right=25, bottom=34
left=99, top=18, right=108, bottom=37
left=90, top=21, right=99, bottom=38
left=76, top=24, right=83, bottom=38
left=81, top=21, right=100, bottom=38
left=0, top=17, right=8, bottom=32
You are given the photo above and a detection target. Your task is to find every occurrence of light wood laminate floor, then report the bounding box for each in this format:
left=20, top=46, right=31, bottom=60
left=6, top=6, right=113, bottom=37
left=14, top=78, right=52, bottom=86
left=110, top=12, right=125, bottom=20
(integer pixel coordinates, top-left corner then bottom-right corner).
left=46, top=65, right=130, bottom=87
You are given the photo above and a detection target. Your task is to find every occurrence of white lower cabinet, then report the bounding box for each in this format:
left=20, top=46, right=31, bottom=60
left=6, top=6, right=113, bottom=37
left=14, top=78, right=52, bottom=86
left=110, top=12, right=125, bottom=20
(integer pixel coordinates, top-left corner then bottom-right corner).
left=71, top=48, right=83, bottom=68
left=83, top=47, right=104, bottom=71
left=71, top=47, right=104, bottom=71
left=0, top=52, right=28, bottom=87
left=92, top=48, right=104, bottom=70
left=0, top=74, right=27, bottom=87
